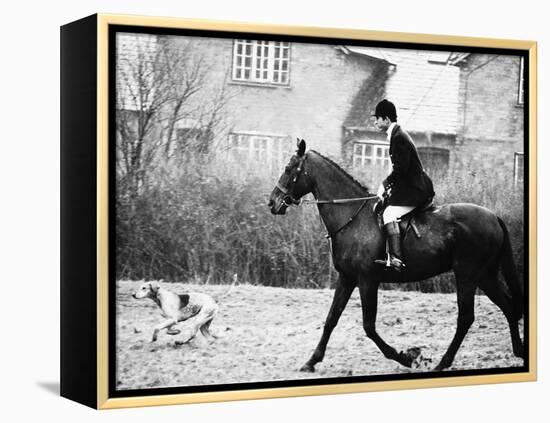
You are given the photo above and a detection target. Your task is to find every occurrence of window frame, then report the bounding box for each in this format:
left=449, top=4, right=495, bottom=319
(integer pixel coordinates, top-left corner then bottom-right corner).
left=514, top=151, right=524, bottom=187
left=518, top=56, right=525, bottom=105
left=352, top=140, right=391, bottom=170
left=228, top=132, right=292, bottom=171
left=232, top=40, right=291, bottom=86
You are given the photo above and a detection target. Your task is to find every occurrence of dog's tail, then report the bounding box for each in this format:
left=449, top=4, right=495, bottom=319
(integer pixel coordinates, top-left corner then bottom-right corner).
left=214, top=273, right=238, bottom=302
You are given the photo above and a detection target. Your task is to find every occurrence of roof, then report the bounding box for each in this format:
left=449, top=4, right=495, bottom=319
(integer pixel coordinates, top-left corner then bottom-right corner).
left=337, top=46, right=396, bottom=65
left=448, top=52, right=472, bottom=65
left=345, top=47, right=461, bottom=135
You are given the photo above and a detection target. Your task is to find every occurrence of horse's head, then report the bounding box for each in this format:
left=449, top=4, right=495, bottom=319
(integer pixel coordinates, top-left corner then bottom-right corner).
left=268, top=138, right=314, bottom=215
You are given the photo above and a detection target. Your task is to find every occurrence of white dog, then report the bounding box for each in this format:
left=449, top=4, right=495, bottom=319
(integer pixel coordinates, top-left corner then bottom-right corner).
left=132, top=281, right=219, bottom=344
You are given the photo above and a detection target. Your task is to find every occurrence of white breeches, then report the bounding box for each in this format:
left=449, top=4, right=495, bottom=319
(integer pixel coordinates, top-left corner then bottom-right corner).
left=383, top=205, right=415, bottom=224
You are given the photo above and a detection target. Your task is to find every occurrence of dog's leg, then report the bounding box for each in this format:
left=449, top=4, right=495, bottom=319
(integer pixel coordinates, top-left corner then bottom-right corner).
left=174, top=320, right=200, bottom=345
left=200, top=318, right=217, bottom=341
left=151, top=318, right=177, bottom=342
left=180, top=309, right=216, bottom=343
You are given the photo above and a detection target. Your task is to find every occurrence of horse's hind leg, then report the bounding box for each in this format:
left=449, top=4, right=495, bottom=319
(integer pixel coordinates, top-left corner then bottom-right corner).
left=478, top=274, right=524, bottom=359
left=300, top=276, right=355, bottom=372
left=358, top=280, right=419, bottom=368
left=435, top=275, right=476, bottom=371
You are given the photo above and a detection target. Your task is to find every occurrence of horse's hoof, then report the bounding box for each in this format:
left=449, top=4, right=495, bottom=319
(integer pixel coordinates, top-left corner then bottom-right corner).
left=434, top=360, right=450, bottom=371
left=299, top=363, right=315, bottom=373
left=397, top=352, right=413, bottom=368
left=406, top=347, right=422, bottom=358
left=513, top=345, right=524, bottom=359
left=399, top=347, right=422, bottom=368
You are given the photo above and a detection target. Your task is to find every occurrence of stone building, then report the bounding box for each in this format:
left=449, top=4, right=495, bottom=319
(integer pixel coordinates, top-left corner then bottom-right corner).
left=451, top=53, right=525, bottom=184
left=117, top=34, right=526, bottom=186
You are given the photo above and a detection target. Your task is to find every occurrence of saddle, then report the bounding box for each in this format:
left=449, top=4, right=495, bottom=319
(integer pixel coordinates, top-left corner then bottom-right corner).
left=374, top=196, right=435, bottom=240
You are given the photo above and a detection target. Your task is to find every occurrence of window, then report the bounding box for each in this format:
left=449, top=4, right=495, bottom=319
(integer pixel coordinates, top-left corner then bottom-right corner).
left=514, top=152, right=524, bottom=187
left=232, top=40, right=290, bottom=85
left=518, top=57, right=525, bottom=105
left=353, top=141, right=390, bottom=170
left=228, top=133, right=291, bottom=171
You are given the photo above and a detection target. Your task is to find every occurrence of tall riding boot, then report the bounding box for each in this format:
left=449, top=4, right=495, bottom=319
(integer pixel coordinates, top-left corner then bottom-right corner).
left=375, top=221, right=406, bottom=271
left=386, top=221, right=406, bottom=271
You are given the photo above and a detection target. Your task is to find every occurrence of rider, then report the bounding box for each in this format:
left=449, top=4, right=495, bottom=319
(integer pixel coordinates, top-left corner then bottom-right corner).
left=372, top=99, right=434, bottom=271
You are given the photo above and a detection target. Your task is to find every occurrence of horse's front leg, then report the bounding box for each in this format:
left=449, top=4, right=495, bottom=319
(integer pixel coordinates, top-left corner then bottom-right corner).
left=300, top=276, right=355, bottom=372
left=359, top=280, right=419, bottom=368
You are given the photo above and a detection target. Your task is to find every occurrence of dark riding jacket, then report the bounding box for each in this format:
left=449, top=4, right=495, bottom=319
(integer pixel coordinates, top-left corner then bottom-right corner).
left=383, top=124, right=435, bottom=206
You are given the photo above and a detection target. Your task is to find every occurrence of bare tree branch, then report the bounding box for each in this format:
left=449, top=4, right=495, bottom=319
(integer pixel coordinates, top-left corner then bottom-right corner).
left=116, top=34, right=233, bottom=204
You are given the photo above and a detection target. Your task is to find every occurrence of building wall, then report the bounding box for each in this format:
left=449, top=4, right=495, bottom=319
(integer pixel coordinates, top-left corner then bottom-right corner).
left=449, top=139, right=520, bottom=180
left=118, top=36, right=525, bottom=182
left=116, top=33, right=159, bottom=111
left=344, top=126, right=520, bottom=186
left=454, top=54, right=525, bottom=178
left=169, top=35, right=379, bottom=159
left=457, top=54, right=524, bottom=145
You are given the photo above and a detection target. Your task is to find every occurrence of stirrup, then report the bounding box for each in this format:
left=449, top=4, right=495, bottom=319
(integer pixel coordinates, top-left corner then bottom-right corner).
left=374, top=254, right=391, bottom=267
left=375, top=254, right=406, bottom=272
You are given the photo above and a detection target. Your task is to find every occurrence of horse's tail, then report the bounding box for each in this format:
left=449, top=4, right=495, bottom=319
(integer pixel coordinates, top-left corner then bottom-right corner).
left=497, top=217, right=524, bottom=321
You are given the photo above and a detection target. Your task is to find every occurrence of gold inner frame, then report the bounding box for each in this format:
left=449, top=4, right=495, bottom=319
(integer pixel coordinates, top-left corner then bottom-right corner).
left=96, top=13, right=538, bottom=409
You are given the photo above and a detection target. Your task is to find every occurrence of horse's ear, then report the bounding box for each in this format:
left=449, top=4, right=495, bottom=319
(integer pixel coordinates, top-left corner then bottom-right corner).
left=296, top=138, right=306, bottom=157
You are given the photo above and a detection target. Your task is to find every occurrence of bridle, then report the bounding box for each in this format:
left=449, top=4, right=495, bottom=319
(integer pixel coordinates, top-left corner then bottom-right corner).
left=275, top=153, right=378, bottom=239
left=276, top=154, right=307, bottom=206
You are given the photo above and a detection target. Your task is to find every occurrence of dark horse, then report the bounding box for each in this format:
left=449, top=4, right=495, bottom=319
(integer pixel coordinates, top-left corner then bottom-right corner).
left=268, top=139, right=524, bottom=372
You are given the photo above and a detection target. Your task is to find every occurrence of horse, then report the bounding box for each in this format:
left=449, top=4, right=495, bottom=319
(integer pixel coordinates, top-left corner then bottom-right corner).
left=267, top=139, right=524, bottom=372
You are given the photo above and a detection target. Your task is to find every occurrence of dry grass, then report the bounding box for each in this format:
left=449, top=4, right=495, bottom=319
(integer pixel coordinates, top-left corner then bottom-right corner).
left=116, top=154, right=524, bottom=293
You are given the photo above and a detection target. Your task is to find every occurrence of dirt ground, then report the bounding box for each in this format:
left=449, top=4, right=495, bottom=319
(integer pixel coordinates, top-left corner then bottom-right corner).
left=116, top=280, right=524, bottom=391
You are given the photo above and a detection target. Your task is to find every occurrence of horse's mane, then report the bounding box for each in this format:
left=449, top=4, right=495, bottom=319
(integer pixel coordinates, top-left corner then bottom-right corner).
left=309, top=150, right=371, bottom=195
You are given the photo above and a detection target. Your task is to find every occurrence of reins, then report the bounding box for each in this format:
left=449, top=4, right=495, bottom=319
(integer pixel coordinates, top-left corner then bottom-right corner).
left=300, top=195, right=379, bottom=240
left=278, top=150, right=378, bottom=241
left=300, top=195, right=378, bottom=205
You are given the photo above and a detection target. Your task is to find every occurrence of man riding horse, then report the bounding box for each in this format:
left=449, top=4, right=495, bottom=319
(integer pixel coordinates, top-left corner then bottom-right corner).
left=372, top=99, right=435, bottom=272
left=268, top=128, right=523, bottom=371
